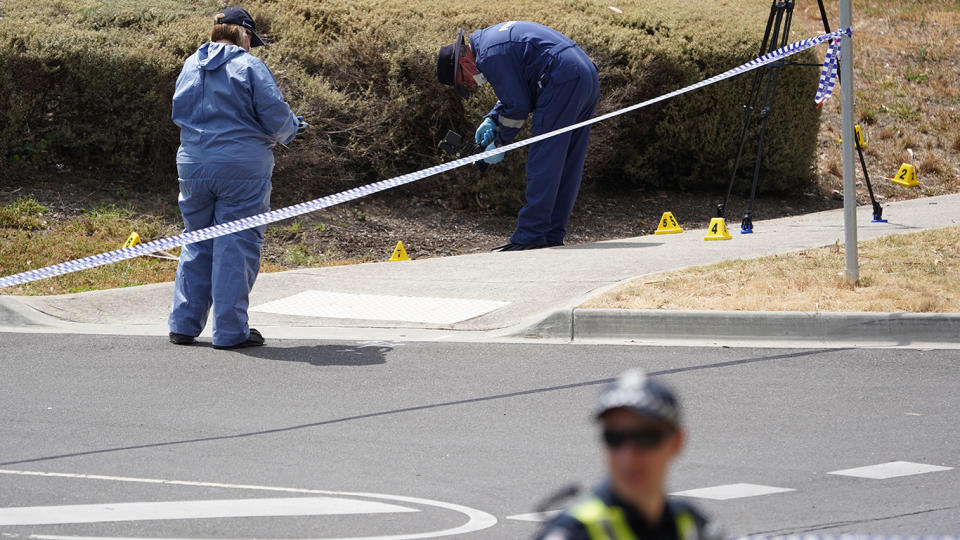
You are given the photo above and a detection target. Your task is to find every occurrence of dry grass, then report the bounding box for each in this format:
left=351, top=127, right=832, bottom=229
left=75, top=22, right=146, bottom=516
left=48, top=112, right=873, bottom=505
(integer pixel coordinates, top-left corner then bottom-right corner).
left=584, top=226, right=960, bottom=313
left=0, top=198, right=371, bottom=296
left=800, top=0, right=960, bottom=201
left=0, top=201, right=183, bottom=295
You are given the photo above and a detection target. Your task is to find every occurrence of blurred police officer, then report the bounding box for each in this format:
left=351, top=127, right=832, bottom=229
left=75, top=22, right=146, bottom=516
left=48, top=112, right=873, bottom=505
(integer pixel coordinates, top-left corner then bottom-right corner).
left=169, top=6, right=306, bottom=349
left=537, top=369, right=722, bottom=540
left=436, top=21, right=600, bottom=251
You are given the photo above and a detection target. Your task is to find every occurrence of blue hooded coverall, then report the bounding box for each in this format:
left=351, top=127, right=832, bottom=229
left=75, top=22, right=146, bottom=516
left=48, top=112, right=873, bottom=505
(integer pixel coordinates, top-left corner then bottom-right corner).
left=470, top=21, right=600, bottom=247
left=169, top=42, right=298, bottom=347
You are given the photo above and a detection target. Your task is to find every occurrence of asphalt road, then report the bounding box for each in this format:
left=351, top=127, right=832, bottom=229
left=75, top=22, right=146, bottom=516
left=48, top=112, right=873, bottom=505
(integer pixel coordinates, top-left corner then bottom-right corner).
left=0, top=334, right=957, bottom=539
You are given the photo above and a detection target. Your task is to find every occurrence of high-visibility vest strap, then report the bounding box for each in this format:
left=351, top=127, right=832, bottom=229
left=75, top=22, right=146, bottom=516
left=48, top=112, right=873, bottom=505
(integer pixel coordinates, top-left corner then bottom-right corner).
left=675, top=508, right=698, bottom=540
left=569, top=497, right=637, bottom=540
left=570, top=497, right=698, bottom=540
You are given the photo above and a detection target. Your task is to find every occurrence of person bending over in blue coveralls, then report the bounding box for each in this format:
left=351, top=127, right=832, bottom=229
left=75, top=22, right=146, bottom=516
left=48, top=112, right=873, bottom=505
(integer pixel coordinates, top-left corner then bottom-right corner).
left=168, top=6, right=306, bottom=350
left=437, top=21, right=600, bottom=251
left=536, top=369, right=723, bottom=540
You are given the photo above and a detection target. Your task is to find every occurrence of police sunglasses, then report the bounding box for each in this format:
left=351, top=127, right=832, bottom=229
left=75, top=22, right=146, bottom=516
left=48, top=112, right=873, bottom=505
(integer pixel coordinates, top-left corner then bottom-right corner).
left=602, top=428, right=673, bottom=450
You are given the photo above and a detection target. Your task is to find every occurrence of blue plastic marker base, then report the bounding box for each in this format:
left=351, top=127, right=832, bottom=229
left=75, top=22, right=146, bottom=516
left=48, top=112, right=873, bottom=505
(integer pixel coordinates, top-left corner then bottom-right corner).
left=740, top=228, right=754, bottom=234
left=871, top=217, right=888, bottom=223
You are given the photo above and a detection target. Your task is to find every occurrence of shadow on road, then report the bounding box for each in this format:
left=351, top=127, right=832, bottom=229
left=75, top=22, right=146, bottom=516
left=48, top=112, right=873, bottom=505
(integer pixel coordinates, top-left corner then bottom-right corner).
left=0, top=347, right=849, bottom=467
left=236, top=344, right=390, bottom=367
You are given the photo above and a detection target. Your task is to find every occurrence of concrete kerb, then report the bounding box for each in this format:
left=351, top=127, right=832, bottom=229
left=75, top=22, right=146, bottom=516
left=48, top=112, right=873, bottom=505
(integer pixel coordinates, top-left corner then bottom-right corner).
left=516, top=307, right=960, bottom=347
left=0, top=296, right=54, bottom=327
left=509, top=197, right=960, bottom=347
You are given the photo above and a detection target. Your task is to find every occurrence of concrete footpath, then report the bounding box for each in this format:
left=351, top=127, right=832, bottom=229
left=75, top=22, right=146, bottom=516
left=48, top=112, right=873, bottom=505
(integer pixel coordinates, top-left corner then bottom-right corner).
left=2, top=194, right=960, bottom=347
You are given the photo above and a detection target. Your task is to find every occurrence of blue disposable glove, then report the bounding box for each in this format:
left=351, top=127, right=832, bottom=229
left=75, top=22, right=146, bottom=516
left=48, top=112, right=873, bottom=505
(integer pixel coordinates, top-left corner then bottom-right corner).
left=296, top=115, right=309, bottom=133
left=475, top=117, right=497, bottom=146
left=483, top=141, right=504, bottom=164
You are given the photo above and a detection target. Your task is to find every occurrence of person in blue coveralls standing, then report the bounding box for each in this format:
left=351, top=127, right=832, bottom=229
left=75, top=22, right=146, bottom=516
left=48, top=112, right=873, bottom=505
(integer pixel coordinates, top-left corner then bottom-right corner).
left=168, top=6, right=306, bottom=350
left=437, top=21, right=600, bottom=251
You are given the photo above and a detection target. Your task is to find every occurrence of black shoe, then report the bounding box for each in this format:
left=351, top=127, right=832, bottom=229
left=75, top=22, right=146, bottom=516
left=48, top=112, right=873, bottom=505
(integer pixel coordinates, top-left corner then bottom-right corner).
left=546, top=240, right=564, bottom=247
left=169, top=332, right=196, bottom=345
left=491, top=242, right=547, bottom=252
left=213, top=328, right=265, bottom=350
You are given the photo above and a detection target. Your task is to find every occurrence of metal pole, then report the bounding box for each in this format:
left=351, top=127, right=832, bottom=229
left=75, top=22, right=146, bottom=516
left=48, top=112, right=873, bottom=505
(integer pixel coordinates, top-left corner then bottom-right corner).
left=840, top=0, right=858, bottom=283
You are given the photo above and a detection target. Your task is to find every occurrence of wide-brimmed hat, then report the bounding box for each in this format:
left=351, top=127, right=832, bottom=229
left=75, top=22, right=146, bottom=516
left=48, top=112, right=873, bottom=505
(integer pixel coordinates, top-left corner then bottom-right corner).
left=436, top=28, right=466, bottom=97
left=217, top=6, right=266, bottom=48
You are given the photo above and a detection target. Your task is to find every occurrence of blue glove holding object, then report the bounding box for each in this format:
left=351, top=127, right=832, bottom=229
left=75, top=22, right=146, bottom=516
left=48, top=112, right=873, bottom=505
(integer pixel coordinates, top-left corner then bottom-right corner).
left=475, top=118, right=498, bottom=146
left=296, top=115, right=309, bottom=133
left=483, top=141, right=504, bottom=164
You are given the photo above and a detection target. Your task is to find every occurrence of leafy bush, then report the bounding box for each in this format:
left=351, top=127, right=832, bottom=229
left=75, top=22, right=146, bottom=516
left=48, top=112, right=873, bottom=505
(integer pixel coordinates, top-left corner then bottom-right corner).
left=0, top=0, right=821, bottom=210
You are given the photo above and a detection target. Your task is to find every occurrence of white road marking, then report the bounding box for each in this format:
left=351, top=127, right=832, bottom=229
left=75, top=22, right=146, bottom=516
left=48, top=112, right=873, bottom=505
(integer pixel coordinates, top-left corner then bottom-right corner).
left=250, top=290, right=508, bottom=324
left=828, top=460, right=954, bottom=479
left=506, top=510, right=561, bottom=522
left=670, top=483, right=795, bottom=500
left=0, top=469, right=497, bottom=540
left=0, top=497, right=417, bottom=526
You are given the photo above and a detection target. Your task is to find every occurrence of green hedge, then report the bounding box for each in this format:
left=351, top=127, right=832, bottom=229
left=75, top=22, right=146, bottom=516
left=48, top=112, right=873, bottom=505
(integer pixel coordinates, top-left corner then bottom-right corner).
left=0, top=0, right=821, bottom=208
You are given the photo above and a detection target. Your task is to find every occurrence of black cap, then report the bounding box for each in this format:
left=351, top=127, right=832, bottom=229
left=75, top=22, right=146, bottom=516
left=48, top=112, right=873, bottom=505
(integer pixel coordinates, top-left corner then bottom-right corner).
left=216, top=6, right=265, bottom=48
left=596, top=369, right=681, bottom=429
left=436, top=28, right=466, bottom=98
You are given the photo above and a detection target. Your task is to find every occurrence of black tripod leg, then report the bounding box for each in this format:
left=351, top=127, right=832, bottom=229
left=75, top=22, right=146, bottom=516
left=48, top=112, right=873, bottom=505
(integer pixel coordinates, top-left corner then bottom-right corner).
left=855, top=134, right=885, bottom=222
left=742, top=0, right=794, bottom=233
left=742, top=68, right=784, bottom=234
left=818, top=0, right=832, bottom=34
left=822, top=0, right=883, bottom=223
left=721, top=95, right=760, bottom=219
left=719, top=0, right=781, bottom=219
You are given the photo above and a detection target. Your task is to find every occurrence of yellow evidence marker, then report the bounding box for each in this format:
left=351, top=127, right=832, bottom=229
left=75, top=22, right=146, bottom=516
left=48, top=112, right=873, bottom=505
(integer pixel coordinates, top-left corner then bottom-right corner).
left=389, top=240, right=410, bottom=261
left=704, top=218, right=732, bottom=241
left=891, top=163, right=919, bottom=187
left=840, top=125, right=867, bottom=148
left=654, top=212, right=684, bottom=235
left=122, top=232, right=142, bottom=248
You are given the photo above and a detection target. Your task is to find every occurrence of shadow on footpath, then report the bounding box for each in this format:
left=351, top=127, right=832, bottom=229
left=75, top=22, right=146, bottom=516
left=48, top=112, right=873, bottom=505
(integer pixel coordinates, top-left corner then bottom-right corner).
left=556, top=241, right=663, bottom=250
left=0, top=347, right=850, bottom=467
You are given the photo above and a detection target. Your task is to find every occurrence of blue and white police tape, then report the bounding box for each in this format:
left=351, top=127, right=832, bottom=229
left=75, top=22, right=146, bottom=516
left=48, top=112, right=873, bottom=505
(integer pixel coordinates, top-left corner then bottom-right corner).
left=815, top=36, right=842, bottom=105
left=732, top=534, right=960, bottom=540
left=0, top=27, right=852, bottom=290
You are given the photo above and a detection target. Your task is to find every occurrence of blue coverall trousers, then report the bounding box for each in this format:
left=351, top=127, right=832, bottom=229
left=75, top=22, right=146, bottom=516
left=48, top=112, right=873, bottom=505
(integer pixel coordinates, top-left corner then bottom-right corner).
left=168, top=177, right=270, bottom=347
left=512, top=50, right=600, bottom=247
